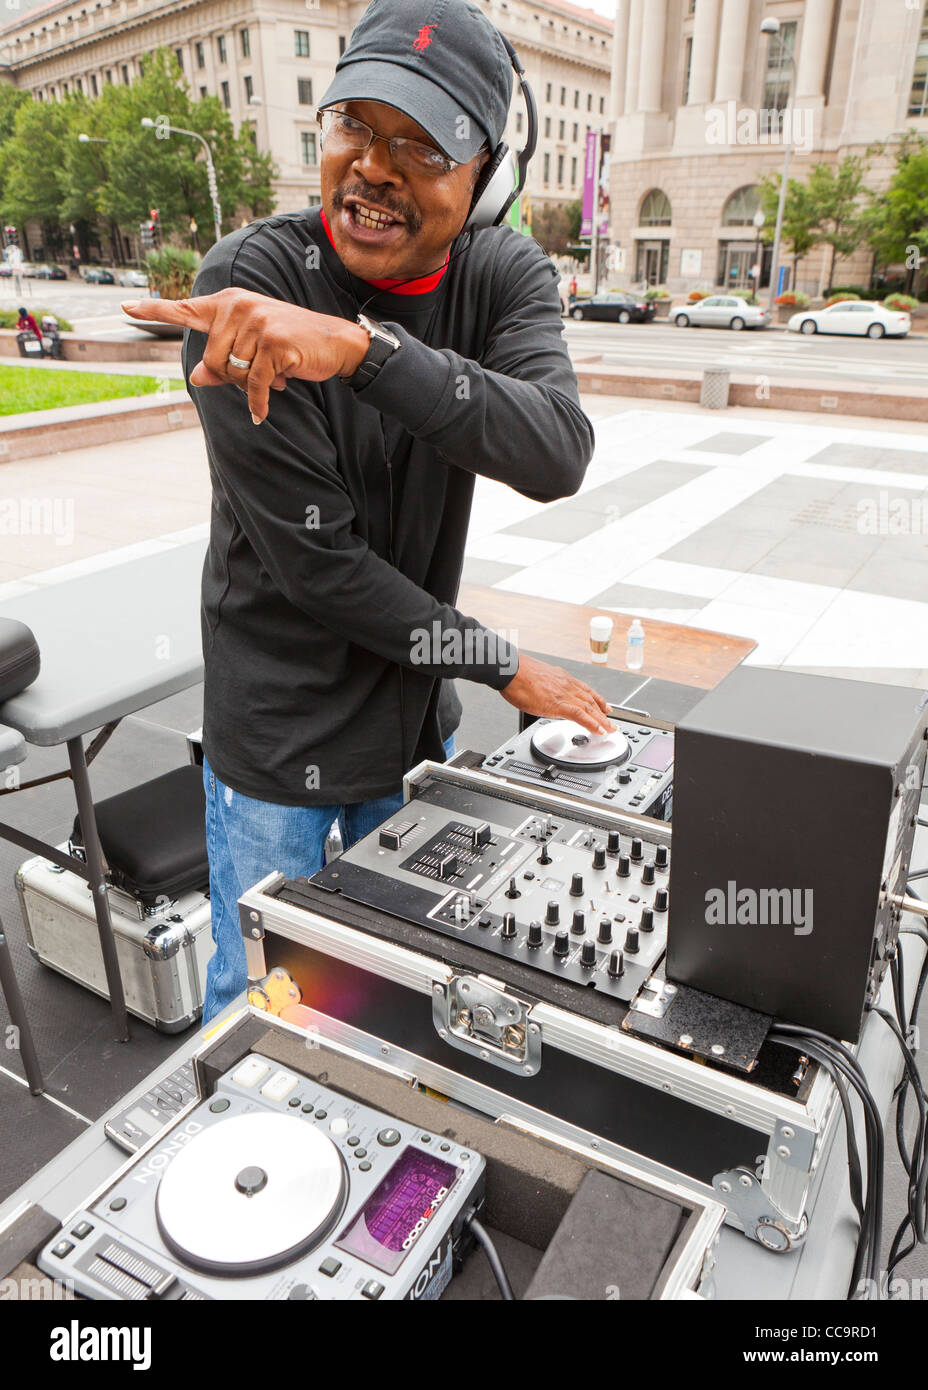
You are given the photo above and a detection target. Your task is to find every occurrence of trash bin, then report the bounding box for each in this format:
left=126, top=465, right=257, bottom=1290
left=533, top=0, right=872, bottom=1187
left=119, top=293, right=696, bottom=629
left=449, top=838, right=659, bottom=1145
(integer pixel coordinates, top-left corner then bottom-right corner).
left=16, top=331, right=45, bottom=359
left=700, top=365, right=730, bottom=410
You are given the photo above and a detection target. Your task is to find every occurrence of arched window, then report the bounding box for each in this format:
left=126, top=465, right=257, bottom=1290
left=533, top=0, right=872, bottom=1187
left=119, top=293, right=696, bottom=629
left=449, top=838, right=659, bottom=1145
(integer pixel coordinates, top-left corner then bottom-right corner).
left=723, top=185, right=761, bottom=226
left=639, top=189, right=672, bottom=226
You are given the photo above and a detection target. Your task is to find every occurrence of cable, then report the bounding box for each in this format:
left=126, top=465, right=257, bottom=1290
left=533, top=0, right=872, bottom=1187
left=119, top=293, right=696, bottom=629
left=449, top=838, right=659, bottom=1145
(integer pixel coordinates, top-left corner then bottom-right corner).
left=467, top=1214, right=515, bottom=1300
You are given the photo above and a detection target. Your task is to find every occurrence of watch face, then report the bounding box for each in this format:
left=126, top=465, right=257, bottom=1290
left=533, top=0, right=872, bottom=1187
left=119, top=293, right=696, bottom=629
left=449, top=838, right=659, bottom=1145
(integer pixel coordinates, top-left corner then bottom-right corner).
left=359, top=314, right=400, bottom=350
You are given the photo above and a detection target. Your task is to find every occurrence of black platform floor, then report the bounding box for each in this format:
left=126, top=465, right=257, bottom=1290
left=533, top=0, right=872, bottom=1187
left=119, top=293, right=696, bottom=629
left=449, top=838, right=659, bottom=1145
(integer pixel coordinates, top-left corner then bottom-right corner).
left=1, top=672, right=927, bottom=1288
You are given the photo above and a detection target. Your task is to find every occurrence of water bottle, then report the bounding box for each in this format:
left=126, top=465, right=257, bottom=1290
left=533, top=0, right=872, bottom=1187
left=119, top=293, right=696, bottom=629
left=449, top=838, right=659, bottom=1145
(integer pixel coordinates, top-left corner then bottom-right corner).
left=625, top=619, right=645, bottom=671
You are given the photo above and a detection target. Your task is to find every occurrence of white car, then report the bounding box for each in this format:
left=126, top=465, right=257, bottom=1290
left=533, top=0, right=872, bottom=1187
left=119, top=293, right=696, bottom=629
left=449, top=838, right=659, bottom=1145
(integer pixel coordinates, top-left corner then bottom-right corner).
left=118, top=269, right=149, bottom=288
left=787, top=301, right=910, bottom=338
left=673, top=295, right=772, bottom=330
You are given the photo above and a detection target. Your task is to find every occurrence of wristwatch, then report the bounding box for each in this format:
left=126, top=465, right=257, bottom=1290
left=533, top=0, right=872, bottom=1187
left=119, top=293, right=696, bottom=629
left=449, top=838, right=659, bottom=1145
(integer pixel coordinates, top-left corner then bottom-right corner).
left=340, top=313, right=401, bottom=390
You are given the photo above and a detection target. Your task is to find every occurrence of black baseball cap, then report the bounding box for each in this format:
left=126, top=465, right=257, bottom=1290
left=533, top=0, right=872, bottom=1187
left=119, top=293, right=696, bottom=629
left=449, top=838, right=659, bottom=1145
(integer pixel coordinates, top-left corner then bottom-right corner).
left=317, top=0, right=512, bottom=162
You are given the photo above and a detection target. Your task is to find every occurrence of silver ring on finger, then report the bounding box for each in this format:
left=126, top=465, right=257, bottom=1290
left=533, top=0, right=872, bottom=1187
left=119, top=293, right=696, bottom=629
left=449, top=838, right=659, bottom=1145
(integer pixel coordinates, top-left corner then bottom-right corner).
left=228, top=353, right=252, bottom=371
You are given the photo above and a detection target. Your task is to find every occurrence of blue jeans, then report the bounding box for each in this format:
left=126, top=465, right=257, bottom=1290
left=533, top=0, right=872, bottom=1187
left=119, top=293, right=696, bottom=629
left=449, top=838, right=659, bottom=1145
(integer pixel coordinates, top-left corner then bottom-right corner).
left=201, top=736, right=455, bottom=1023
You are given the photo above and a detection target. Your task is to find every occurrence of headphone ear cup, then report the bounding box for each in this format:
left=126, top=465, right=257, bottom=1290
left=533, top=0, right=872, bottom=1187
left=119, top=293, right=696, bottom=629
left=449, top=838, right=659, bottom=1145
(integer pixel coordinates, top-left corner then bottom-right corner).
left=464, top=144, right=518, bottom=230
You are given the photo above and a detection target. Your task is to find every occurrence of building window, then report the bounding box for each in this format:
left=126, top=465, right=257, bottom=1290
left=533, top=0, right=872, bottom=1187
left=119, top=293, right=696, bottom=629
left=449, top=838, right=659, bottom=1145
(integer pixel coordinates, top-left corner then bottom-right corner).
left=762, top=18, right=796, bottom=131
left=909, top=0, right=928, bottom=116
left=62, top=81, right=69, bottom=94
left=722, top=185, right=761, bottom=226
left=545, top=81, right=551, bottom=101
left=199, top=86, right=207, bottom=98
left=558, top=120, right=565, bottom=139
left=244, top=75, right=253, bottom=102
left=121, top=65, right=129, bottom=84
left=298, top=78, right=313, bottom=105
left=574, top=89, right=579, bottom=108
left=196, top=41, right=204, bottom=69
left=543, top=151, right=550, bottom=183
left=105, top=68, right=112, bottom=83
left=217, top=35, right=227, bottom=63
left=36, top=90, right=44, bottom=100
left=75, top=77, right=82, bottom=93
left=246, top=123, right=257, bottom=147
left=557, top=153, right=564, bottom=184
left=544, top=116, right=551, bottom=137
left=640, top=188, right=673, bottom=226
left=572, top=122, right=578, bottom=141
left=301, top=131, right=317, bottom=165
left=90, top=73, right=98, bottom=95
left=241, top=28, right=250, bottom=58
left=221, top=80, right=230, bottom=109
left=295, top=30, right=310, bottom=57
left=571, top=155, right=577, bottom=184
left=682, top=35, right=693, bottom=103
left=599, top=96, right=604, bottom=114
left=587, top=92, right=592, bottom=111
left=560, top=85, right=566, bottom=105
left=339, top=35, right=346, bottom=55
left=636, top=240, right=670, bottom=285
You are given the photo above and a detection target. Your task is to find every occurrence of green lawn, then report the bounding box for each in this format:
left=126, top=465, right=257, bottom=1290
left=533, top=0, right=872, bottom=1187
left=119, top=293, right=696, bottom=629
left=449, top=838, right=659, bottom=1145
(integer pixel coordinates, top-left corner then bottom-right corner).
left=0, top=364, right=184, bottom=417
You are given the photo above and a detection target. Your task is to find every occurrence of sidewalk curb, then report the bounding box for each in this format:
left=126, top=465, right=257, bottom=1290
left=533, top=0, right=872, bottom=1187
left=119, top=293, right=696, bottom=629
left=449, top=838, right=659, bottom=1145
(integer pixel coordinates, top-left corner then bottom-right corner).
left=0, top=391, right=196, bottom=462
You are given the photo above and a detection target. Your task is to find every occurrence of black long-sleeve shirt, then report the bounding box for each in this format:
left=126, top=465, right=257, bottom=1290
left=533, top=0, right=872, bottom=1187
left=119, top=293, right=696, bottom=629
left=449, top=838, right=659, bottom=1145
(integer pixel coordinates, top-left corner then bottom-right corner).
left=184, top=206, right=594, bottom=805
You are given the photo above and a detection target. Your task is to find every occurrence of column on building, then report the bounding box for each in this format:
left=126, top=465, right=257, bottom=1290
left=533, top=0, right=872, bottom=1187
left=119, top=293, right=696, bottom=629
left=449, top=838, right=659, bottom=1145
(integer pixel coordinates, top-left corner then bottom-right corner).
left=637, top=0, right=668, bottom=112
left=624, top=0, right=644, bottom=114
left=713, top=0, right=751, bottom=104
left=610, top=0, right=630, bottom=122
left=795, top=0, right=835, bottom=99
left=688, top=0, right=720, bottom=105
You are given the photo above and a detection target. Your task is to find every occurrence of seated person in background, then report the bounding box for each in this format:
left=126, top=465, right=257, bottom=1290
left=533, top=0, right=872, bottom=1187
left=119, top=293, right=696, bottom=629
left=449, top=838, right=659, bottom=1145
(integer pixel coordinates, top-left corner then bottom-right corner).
left=16, top=306, right=41, bottom=340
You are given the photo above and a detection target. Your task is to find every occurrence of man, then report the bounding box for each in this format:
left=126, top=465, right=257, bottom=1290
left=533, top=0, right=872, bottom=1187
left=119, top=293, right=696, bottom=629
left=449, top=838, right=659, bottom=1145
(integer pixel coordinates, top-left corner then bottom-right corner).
left=123, top=0, right=611, bottom=1022
left=16, top=306, right=42, bottom=341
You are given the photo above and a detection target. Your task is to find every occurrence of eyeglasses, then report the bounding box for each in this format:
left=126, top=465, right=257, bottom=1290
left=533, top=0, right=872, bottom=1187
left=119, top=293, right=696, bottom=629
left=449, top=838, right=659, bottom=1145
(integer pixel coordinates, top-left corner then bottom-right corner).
left=317, top=108, right=461, bottom=177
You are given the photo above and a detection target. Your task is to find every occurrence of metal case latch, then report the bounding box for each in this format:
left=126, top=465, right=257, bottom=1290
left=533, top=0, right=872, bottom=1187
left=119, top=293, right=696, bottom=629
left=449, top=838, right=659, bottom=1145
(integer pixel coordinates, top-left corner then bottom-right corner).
left=713, top=1168, right=809, bottom=1252
left=432, top=975, right=541, bottom=1076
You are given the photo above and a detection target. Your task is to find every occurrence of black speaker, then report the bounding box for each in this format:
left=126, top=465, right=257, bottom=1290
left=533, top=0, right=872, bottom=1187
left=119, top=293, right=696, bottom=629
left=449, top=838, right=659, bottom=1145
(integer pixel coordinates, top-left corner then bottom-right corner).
left=665, top=668, right=928, bottom=1042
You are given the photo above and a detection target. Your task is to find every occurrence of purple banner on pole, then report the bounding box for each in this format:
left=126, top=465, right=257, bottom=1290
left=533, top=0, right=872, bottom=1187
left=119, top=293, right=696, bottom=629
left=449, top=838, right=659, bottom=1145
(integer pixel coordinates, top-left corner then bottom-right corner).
left=581, top=130, right=597, bottom=237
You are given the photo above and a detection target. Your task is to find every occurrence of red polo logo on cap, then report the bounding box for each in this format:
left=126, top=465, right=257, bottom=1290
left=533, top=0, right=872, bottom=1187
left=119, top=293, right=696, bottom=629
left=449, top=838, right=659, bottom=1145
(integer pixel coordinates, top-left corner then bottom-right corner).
left=413, top=22, right=437, bottom=51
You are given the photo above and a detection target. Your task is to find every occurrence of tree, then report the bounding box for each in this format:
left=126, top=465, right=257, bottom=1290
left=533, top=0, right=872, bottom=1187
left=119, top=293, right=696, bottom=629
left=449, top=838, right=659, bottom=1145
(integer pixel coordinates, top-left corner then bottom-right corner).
left=0, top=98, right=71, bottom=257
left=564, top=198, right=582, bottom=244
left=862, top=133, right=928, bottom=292
left=758, top=171, right=818, bottom=289
left=531, top=203, right=572, bottom=255
left=804, top=156, right=870, bottom=294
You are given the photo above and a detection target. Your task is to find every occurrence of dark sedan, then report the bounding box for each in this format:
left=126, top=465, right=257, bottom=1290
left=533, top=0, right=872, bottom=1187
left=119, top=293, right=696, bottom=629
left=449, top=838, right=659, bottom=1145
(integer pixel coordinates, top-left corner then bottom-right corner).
left=84, top=268, right=116, bottom=284
left=570, top=292, right=656, bottom=324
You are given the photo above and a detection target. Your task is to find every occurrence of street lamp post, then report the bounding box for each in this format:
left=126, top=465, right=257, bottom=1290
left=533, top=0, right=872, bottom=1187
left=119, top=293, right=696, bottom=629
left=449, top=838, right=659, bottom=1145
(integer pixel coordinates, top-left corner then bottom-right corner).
left=140, top=118, right=222, bottom=245
left=761, top=17, right=796, bottom=313
left=752, top=207, right=766, bottom=300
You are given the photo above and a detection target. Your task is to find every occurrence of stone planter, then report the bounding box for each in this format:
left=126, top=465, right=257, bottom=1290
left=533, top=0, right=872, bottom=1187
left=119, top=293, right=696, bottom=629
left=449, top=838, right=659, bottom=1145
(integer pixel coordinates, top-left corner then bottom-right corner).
left=649, top=299, right=672, bottom=318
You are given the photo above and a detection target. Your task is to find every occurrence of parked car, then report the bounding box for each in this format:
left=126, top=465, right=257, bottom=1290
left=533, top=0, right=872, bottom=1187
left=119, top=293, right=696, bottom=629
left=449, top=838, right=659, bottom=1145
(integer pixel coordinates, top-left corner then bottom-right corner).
left=83, top=268, right=116, bottom=284
left=117, top=269, right=149, bottom=288
left=0, top=263, right=11, bottom=277
left=570, top=292, right=656, bottom=324
left=786, top=301, right=911, bottom=339
left=674, top=295, right=771, bottom=330
left=33, top=263, right=67, bottom=280
left=18, top=262, right=38, bottom=278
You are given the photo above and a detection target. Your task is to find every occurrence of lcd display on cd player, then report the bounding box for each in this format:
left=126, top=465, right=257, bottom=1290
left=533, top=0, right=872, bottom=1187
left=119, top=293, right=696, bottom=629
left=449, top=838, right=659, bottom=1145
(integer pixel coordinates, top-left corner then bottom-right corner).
left=336, top=1148, right=461, bottom=1276
left=634, top=737, right=674, bottom=772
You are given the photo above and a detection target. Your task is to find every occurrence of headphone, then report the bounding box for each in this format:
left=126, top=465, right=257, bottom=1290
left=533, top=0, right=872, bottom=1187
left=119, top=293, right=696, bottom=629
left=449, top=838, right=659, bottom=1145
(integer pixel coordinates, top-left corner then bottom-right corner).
left=463, top=33, right=538, bottom=231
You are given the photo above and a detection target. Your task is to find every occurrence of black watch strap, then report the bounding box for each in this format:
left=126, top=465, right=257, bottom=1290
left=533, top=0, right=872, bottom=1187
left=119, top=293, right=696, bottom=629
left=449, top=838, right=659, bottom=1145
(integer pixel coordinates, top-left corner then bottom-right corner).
left=342, top=316, right=400, bottom=391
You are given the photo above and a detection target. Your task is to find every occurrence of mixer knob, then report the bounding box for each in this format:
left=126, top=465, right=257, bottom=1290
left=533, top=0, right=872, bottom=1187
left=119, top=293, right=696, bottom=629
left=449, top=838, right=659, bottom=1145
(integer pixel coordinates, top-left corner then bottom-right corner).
left=608, top=950, right=624, bottom=978
left=454, top=895, right=472, bottom=924
left=505, top=877, right=521, bottom=899
left=553, top=931, right=570, bottom=958
left=537, top=846, right=552, bottom=866
left=655, top=845, right=670, bottom=870
left=640, top=907, right=655, bottom=934
left=571, top=910, right=586, bottom=936
left=569, top=873, right=584, bottom=897
left=501, top=912, right=517, bottom=939
left=527, top=921, right=544, bottom=949
left=544, top=901, right=560, bottom=926
left=607, top=831, right=621, bottom=856
left=641, top=862, right=655, bottom=886
left=592, top=847, right=606, bottom=871
left=580, top=940, right=597, bottom=969
left=655, top=888, right=669, bottom=912
left=617, top=855, right=631, bottom=879
left=630, top=838, right=644, bottom=861
left=619, top=770, right=632, bottom=785
left=597, top=918, right=613, bottom=945
left=624, top=926, right=640, bottom=955
left=472, top=822, right=491, bottom=848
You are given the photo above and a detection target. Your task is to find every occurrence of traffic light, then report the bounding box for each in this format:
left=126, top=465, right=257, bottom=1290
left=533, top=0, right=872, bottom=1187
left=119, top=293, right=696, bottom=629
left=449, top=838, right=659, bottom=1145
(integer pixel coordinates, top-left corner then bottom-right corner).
left=140, top=221, right=155, bottom=251
left=4, top=226, right=17, bottom=247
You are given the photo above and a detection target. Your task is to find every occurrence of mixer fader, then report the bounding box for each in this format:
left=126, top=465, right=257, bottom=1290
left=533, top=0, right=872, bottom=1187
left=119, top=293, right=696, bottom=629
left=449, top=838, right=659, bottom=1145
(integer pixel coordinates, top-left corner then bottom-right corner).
left=312, top=767, right=671, bottom=1003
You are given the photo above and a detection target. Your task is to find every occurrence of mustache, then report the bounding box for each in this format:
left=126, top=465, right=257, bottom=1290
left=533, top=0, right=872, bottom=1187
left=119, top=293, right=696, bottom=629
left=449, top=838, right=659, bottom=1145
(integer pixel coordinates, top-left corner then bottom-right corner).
left=333, top=184, right=422, bottom=234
